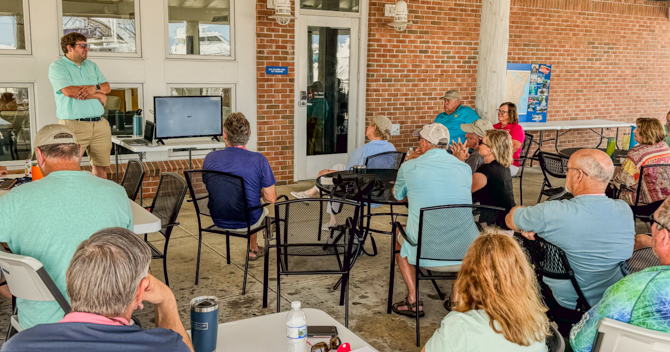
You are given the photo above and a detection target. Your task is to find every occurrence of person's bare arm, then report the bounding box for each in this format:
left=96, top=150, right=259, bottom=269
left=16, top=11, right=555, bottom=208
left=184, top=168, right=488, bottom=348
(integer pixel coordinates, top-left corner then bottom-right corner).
left=91, top=92, right=107, bottom=107
left=635, top=234, right=652, bottom=250
left=471, top=172, right=487, bottom=193
left=261, top=185, right=277, bottom=204
left=0, top=166, right=6, bottom=176
left=143, top=274, right=194, bottom=352
left=512, top=140, right=522, bottom=154
left=76, top=82, right=111, bottom=100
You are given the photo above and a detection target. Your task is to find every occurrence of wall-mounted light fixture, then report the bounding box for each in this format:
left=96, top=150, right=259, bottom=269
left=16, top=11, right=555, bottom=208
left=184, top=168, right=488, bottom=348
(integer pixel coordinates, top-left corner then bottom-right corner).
left=386, top=0, right=412, bottom=31
left=268, top=0, right=295, bottom=26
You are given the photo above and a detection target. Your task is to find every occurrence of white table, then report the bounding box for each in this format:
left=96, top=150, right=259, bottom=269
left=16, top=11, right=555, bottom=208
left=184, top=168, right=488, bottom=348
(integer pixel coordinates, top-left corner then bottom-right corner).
left=0, top=174, right=161, bottom=234
left=188, top=308, right=377, bottom=352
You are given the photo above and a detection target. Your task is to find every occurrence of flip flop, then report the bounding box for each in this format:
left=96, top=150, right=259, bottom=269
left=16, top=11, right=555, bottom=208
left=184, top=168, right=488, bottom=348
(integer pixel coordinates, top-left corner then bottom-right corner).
left=392, top=296, right=424, bottom=317
left=443, top=298, right=452, bottom=312
left=248, top=246, right=265, bottom=261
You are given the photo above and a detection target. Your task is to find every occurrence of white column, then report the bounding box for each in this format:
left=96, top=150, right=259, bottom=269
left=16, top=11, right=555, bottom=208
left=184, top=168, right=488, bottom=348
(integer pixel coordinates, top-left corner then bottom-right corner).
left=475, top=0, right=510, bottom=123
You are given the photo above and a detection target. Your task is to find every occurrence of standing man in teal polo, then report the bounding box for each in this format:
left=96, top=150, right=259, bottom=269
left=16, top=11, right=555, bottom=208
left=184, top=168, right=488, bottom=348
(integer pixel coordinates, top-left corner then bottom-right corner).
left=434, top=89, right=480, bottom=145
left=48, top=33, right=111, bottom=179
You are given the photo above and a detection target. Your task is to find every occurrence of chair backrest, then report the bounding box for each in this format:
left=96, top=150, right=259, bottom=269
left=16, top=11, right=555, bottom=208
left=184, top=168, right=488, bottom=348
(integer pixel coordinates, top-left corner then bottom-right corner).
left=547, top=324, right=566, bottom=352
left=365, top=151, right=406, bottom=170
left=539, top=151, right=569, bottom=179
left=274, top=198, right=360, bottom=270
left=518, top=235, right=591, bottom=312
left=518, top=133, right=534, bottom=166
left=149, top=172, right=187, bottom=235
left=184, top=170, right=250, bottom=225
left=593, top=318, right=670, bottom=352
left=635, top=164, right=670, bottom=206
left=121, top=159, right=145, bottom=201
left=0, top=251, right=71, bottom=314
left=417, top=205, right=506, bottom=262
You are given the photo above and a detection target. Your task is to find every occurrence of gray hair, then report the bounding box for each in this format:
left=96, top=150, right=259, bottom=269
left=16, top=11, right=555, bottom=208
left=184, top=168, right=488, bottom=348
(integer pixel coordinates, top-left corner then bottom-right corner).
left=38, top=133, right=79, bottom=161
left=66, top=227, right=151, bottom=317
left=656, top=198, right=670, bottom=230
left=573, top=152, right=614, bottom=183
left=427, top=138, right=450, bottom=150
left=223, top=112, right=250, bottom=146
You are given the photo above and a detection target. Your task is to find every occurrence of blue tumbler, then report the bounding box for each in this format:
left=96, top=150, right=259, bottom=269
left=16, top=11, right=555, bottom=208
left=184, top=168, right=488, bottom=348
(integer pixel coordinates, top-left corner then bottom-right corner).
left=629, top=126, right=638, bottom=149
left=190, top=296, right=219, bottom=352
left=132, top=109, right=143, bottom=137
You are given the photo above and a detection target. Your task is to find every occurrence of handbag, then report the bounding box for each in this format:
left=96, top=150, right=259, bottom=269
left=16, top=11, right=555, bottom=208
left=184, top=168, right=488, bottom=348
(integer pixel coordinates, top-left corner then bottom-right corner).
left=328, top=173, right=385, bottom=214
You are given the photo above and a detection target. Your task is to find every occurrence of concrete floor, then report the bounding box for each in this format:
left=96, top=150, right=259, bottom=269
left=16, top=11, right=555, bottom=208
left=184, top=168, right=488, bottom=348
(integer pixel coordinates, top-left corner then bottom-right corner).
left=0, top=166, right=649, bottom=351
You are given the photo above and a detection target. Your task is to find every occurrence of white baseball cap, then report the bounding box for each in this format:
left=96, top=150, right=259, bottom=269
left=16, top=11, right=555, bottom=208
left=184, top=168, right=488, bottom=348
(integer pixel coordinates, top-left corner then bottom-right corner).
left=412, top=123, right=450, bottom=146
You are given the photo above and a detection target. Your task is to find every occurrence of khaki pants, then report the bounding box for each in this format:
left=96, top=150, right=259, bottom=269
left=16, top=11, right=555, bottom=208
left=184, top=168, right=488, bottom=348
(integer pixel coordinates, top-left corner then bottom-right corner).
left=59, top=118, right=112, bottom=167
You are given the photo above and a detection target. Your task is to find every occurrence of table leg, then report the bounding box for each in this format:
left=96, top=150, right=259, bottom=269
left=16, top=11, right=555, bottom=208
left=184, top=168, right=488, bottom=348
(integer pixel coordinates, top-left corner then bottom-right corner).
left=595, top=128, right=604, bottom=148
left=554, top=130, right=561, bottom=153
left=615, top=127, right=620, bottom=149
left=115, top=143, right=119, bottom=184
left=189, top=148, right=192, bottom=170
left=139, top=152, right=144, bottom=204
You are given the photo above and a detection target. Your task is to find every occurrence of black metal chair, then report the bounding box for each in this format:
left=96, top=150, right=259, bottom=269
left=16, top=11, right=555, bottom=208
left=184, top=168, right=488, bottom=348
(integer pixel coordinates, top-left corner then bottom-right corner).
left=143, top=172, right=188, bottom=287
left=388, top=204, right=507, bottom=346
left=120, top=159, right=145, bottom=201
left=537, top=152, right=570, bottom=203
left=516, top=234, right=591, bottom=335
left=359, top=151, right=407, bottom=256
left=184, top=170, right=272, bottom=294
left=514, top=133, right=534, bottom=205
left=266, top=198, right=361, bottom=327
left=629, top=164, right=670, bottom=223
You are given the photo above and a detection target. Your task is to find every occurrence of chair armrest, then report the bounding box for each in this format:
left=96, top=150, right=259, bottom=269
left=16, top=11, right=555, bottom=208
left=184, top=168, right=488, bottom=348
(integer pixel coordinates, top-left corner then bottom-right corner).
left=161, top=222, right=179, bottom=229
left=187, top=195, right=208, bottom=203
left=277, top=195, right=289, bottom=202
left=249, top=203, right=272, bottom=211
left=394, top=221, right=416, bottom=246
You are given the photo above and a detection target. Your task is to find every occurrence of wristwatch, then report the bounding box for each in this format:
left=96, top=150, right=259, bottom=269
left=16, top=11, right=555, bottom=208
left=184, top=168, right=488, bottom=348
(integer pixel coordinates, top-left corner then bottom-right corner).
left=95, top=84, right=101, bottom=92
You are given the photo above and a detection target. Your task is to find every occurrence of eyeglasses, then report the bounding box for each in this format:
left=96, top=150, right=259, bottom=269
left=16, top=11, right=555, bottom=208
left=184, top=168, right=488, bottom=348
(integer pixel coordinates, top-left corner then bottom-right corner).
left=496, top=109, right=509, bottom=114
left=650, top=213, right=668, bottom=231
left=480, top=142, right=489, bottom=148
left=567, top=167, right=589, bottom=177
left=310, top=336, right=342, bottom=352
left=74, top=43, right=89, bottom=49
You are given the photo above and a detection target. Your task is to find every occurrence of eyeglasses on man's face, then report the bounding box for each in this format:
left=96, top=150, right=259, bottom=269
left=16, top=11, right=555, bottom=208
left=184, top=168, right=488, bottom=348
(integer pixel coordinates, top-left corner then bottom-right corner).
left=74, top=43, right=89, bottom=49
left=650, top=213, right=669, bottom=232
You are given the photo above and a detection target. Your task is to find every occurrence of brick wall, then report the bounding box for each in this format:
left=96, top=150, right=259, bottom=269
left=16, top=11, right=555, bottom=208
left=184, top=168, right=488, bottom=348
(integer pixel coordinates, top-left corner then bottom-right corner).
left=367, top=0, right=483, bottom=152
left=256, top=1, right=296, bottom=185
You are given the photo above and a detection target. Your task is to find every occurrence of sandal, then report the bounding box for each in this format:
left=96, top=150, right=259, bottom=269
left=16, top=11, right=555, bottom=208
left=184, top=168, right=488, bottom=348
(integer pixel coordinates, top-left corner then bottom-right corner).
left=248, top=246, right=265, bottom=261
left=443, top=298, right=452, bottom=312
left=392, top=296, right=424, bottom=317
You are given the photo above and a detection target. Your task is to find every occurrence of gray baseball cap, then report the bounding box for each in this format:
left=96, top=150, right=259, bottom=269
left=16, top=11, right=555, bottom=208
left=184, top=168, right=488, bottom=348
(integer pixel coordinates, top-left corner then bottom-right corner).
left=461, top=119, right=494, bottom=138
left=440, top=89, right=461, bottom=100
left=35, top=124, right=77, bottom=147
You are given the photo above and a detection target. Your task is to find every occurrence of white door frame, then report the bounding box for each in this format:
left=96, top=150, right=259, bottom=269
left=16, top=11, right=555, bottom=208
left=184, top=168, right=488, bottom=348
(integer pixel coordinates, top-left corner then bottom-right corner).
left=293, top=4, right=369, bottom=181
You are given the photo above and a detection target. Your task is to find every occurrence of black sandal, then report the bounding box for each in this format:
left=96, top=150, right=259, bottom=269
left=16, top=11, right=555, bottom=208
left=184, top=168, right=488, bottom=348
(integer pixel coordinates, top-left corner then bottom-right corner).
left=392, top=296, right=425, bottom=317
left=443, top=298, right=452, bottom=312
left=248, top=246, right=265, bottom=261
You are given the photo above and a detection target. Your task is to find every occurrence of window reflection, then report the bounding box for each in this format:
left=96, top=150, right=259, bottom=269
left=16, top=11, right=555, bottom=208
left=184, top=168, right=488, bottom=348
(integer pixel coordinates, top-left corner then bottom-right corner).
left=104, top=88, right=139, bottom=136
left=168, top=0, right=231, bottom=56
left=62, top=0, right=137, bottom=53
left=0, top=0, right=27, bottom=50
left=300, top=0, right=359, bottom=12
left=0, top=88, right=31, bottom=161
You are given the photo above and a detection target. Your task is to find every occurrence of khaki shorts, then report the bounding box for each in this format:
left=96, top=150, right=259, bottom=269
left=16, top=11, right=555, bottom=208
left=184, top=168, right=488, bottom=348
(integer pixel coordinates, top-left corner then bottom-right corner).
left=59, top=118, right=112, bottom=167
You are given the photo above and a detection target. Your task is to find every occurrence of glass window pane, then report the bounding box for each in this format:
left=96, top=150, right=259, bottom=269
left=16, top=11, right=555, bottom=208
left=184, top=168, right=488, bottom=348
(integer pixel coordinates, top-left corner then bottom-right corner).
left=104, top=88, right=139, bottom=136
left=0, top=88, right=31, bottom=161
left=62, top=0, right=137, bottom=53
left=0, top=0, right=27, bottom=50
left=168, top=0, right=231, bottom=56
left=300, top=0, right=359, bottom=12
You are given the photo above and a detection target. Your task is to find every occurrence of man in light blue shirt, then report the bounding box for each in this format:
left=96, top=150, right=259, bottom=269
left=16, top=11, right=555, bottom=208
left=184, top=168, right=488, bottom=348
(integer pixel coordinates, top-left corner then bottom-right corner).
left=506, top=149, right=634, bottom=334
left=48, top=33, right=111, bottom=179
left=434, top=90, right=480, bottom=145
left=391, top=123, right=475, bottom=317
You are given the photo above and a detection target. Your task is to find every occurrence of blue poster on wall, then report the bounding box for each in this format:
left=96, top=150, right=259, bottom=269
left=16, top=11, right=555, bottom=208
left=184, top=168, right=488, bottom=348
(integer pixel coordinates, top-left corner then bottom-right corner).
left=505, top=63, right=552, bottom=123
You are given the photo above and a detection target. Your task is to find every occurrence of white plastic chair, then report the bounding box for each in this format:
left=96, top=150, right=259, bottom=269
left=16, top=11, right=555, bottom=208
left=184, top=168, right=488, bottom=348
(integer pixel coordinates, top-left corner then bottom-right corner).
left=0, top=250, right=70, bottom=338
left=593, top=318, right=670, bottom=352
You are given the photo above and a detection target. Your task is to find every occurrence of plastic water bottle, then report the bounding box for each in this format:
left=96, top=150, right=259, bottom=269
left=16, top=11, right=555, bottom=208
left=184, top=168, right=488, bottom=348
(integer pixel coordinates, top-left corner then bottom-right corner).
left=406, top=147, right=413, bottom=161
left=286, top=301, right=307, bottom=352
left=132, top=109, right=143, bottom=137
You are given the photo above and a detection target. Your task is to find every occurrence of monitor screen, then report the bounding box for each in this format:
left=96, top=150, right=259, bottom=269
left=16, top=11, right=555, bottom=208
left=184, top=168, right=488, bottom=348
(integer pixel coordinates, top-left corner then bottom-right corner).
left=154, top=96, right=223, bottom=139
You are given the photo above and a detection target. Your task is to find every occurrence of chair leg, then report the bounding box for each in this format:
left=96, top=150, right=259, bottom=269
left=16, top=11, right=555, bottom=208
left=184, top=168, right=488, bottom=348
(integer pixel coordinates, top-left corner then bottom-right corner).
left=242, top=238, right=250, bottom=295
left=537, top=184, right=544, bottom=204
left=226, top=235, right=231, bottom=265
left=344, top=272, right=350, bottom=328
left=415, top=274, right=421, bottom=347
left=519, top=175, right=524, bottom=206
left=263, top=229, right=270, bottom=308
left=276, top=242, right=282, bottom=313
left=387, top=229, right=397, bottom=314
left=427, top=270, right=444, bottom=300
left=163, top=241, right=170, bottom=287
left=195, top=230, right=203, bottom=285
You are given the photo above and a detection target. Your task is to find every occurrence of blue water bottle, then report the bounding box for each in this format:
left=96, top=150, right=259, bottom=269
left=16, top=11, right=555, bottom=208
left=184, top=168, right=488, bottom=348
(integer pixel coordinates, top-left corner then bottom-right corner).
left=190, top=296, right=219, bottom=352
left=132, top=109, right=143, bottom=137
left=629, top=126, right=638, bottom=149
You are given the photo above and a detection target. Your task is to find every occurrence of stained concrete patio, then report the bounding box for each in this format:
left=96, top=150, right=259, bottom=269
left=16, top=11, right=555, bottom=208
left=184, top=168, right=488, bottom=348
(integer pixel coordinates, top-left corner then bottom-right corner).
left=0, top=166, right=648, bottom=351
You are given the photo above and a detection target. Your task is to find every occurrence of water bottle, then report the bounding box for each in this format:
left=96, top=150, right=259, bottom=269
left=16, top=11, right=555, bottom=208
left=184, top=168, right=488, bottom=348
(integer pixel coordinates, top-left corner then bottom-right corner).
left=190, top=296, right=219, bottom=352
left=286, top=301, right=307, bottom=352
left=132, top=109, right=143, bottom=137
left=406, top=147, right=413, bottom=161
left=630, top=126, right=638, bottom=149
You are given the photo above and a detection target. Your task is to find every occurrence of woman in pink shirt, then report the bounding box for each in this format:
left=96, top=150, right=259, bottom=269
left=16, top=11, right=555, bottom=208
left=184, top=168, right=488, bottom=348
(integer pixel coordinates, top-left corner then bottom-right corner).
left=494, top=102, right=525, bottom=176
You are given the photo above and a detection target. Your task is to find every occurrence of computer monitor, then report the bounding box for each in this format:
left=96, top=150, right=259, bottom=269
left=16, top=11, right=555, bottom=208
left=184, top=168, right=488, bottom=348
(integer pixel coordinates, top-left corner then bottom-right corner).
left=153, top=96, right=223, bottom=140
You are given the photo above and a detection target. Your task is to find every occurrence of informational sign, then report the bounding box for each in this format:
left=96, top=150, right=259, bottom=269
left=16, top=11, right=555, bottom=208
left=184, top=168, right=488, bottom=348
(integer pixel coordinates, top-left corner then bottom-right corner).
left=505, top=63, right=552, bottom=123
left=266, top=66, right=289, bottom=75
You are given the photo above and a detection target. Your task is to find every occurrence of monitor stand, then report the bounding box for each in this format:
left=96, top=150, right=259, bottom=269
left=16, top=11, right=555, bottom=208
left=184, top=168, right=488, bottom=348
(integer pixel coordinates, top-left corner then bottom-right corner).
left=156, top=138, right=166, bottom=146
left=211, top=136, right=221, bottom=142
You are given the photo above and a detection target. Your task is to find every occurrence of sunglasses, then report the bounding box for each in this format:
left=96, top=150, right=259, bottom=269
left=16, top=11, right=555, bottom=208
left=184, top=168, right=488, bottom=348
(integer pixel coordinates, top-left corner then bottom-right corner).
left=310, top=336, right=342, bottom=352
left=650, top=213, right=668, bottom=231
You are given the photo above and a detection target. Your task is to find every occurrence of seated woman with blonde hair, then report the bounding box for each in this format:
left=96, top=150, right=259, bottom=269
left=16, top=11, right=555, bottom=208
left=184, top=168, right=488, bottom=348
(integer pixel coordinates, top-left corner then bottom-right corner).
left=422, top=233, right=549, bottom=352
left=614, top=117, right=670, bottom=205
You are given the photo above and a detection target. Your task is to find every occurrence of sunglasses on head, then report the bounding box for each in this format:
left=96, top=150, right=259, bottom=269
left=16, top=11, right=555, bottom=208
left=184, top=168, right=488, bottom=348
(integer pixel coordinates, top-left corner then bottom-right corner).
left=310, top=336, right=342, bottom=352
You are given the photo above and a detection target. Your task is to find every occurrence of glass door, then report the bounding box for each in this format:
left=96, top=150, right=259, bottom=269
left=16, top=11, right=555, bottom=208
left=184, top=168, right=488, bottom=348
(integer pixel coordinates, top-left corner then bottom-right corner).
left=296, top=15, right=359, bottom=180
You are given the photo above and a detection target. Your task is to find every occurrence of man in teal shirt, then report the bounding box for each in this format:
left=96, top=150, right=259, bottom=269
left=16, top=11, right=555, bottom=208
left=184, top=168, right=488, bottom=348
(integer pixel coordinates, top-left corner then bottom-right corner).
left=48, top=33, right=111, bottom=179
left=434, top=89, right=480, bottom=145
left=391, top=123, right=475, bottom=317
left=0, top=124, right=133, bottom=329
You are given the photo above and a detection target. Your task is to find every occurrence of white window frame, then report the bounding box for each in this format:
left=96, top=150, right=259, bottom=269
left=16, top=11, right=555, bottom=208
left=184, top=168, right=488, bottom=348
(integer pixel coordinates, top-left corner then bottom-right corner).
left=105, top=82, right=144, bottom=162
left=164, top=0, right=236, bottom=61
left=0, top=82, right=36, bottom=168
left=56, top=0, right=142, bottom=58
left=0, top=0, right=33, bottom=56
left=165, top=83, right=235, bottom=158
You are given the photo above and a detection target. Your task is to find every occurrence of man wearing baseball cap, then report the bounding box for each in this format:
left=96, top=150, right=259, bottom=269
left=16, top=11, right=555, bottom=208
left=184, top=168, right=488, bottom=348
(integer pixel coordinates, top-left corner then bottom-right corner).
left=391, top=123, right=475, bottom=317
left=0, top=124, right=133, bottom=329
left=434, top=89, right=480, bottom=145
left=452, top=119, right=495, bottom=173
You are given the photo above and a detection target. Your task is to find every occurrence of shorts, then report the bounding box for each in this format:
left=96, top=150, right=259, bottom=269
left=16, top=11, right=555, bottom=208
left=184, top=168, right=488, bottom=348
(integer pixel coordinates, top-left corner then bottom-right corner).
left=59, top=118, right=112, bottom=167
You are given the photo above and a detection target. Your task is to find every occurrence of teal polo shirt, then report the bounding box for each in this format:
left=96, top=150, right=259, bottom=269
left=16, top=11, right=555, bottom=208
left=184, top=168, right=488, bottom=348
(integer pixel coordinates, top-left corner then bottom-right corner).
left=48, top=56, right=107, bottom=120
left=434, top=105, right=480, bottom=145
left=393, top=148, right=475, bottom=267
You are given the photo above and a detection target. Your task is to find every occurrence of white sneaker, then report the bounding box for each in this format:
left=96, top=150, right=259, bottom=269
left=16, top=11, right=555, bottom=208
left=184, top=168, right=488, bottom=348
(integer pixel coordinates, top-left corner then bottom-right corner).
left=321, top=222, right=337, bottom=231
left=291, top=191, right=310, bottom=199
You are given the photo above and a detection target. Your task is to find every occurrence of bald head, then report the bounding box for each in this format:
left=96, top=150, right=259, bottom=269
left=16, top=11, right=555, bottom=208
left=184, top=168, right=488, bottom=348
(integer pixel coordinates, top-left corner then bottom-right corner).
left=570, top=149, right=614, bottom=184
